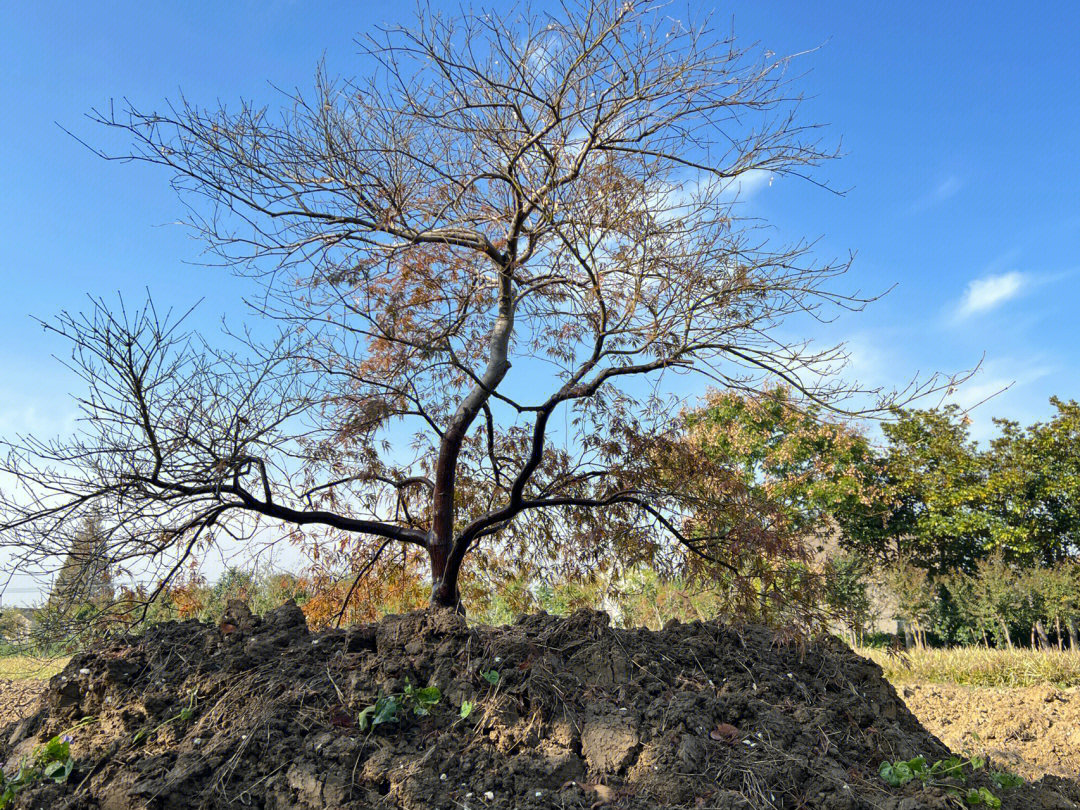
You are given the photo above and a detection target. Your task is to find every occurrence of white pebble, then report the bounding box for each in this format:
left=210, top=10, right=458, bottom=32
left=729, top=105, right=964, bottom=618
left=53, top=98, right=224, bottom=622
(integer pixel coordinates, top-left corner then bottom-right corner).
left=440, top=773, right=447, bottom=781
left=484, top=790, right=494, bottom=800
left=79, top=668, right=91, bottom=675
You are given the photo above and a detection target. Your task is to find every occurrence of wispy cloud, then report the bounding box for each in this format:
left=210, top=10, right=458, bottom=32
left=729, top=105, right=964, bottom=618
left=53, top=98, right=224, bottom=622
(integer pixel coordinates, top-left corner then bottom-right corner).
left=943, top=358, right=1055, bottom=442
left=722, top=169, right=774, bottom=201
left=955, top=271, right=1027, bottom=319
left=911, top=174, right=963, bottom=212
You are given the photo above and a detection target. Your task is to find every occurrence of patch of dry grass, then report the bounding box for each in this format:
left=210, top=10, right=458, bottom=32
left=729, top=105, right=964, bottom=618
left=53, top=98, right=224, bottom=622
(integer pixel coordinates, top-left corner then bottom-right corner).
left=0, top=655, right=68, bottom=681
left=858, top=645, right=1080, bottom=688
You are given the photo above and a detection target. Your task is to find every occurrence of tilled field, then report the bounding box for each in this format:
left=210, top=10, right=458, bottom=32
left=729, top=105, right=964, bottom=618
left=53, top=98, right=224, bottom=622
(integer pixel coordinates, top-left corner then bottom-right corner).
left=900, top=682, right=1080, bottom=781
left=0, top=679, right=46, bottom=728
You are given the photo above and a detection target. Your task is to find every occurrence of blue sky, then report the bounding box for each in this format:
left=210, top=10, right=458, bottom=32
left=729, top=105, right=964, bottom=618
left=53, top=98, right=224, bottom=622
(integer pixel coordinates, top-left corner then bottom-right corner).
left=2, top=0, right=1078, bottom=449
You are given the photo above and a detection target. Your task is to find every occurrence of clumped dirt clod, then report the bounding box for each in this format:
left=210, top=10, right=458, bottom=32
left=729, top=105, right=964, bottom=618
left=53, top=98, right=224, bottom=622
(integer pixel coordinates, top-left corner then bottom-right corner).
left=3, top=605, right=1078, bottom=809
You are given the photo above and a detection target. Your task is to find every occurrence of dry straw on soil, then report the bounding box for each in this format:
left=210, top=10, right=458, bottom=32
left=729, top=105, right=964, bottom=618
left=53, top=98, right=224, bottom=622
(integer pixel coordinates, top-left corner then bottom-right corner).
left=859, top=646, right=1080, bottom=688
left=0, top=657, right=68, bottom=682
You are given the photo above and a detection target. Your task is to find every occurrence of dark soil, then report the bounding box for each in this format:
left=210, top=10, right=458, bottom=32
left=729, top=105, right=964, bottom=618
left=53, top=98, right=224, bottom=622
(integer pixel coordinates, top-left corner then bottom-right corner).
left=3, top=604, right=1079, bottom=809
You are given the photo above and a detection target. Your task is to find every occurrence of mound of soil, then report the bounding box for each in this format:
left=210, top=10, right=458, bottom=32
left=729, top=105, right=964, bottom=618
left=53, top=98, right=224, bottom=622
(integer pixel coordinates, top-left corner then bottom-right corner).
left=901, top=682, right=1080, bottom=781
left=3, top=605, right=1078, bottom=809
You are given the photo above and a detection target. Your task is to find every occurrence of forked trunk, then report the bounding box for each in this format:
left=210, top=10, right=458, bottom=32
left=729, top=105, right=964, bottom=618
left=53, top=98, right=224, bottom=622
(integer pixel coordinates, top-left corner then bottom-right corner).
left=428, top=537, right=464, bottom=614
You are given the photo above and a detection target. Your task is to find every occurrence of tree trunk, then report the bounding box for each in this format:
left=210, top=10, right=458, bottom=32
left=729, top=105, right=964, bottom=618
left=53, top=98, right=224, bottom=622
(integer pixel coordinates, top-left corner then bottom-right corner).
left=999, top=619, right=1013, bottom=649
left=902, top=619, right=915, bottom=649
left=1055, top=616, right=1063, bottom=651
left=424, top=264, right=514, bottom=616
left=1035, top=619, right=1050, bottom=650
left=427, top=541, right=463, bottom=613
left=1068, top=618, right=1079, bottom=651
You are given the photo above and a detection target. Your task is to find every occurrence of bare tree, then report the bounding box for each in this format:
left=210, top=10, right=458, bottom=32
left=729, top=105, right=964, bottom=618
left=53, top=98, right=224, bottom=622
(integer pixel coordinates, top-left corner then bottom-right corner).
left=0, top=1, right=957, bottom=615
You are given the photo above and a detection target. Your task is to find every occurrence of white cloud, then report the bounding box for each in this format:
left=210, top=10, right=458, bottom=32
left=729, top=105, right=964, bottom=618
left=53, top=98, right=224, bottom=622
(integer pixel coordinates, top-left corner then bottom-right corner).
left=955, top=271, right=1027, bottom=319
left=722, top=169, right=774, bottom=201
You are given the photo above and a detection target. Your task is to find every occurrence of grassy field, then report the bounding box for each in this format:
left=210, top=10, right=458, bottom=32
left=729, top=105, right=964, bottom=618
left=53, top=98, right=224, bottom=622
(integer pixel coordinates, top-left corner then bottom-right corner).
left=858, top=645, right=1080, bottom=688
left=0, top=655, right=68, bottom=681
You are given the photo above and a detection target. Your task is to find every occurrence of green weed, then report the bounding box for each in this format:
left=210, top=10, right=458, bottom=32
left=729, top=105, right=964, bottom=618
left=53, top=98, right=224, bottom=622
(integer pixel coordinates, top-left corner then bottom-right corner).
left=878, top=755, right=1023, bottom=808
left=0, top=717, right=95, bottom=807
left=132, top=687, right=198, bottom=744
left=358, top=680, right=442, bottom=731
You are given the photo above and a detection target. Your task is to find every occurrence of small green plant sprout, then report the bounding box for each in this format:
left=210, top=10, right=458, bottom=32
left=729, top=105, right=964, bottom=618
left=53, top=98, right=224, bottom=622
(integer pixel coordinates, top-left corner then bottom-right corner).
left=459, top=699, right=474, bottom=720
left=0, top=730, right=80, bottom=807
left=358, top=680, right=442, bottom=732
left=480, top=669, right=500, bottom=685
left=964, top=787, right=1001, bottom=808
left=402, top=681, right=441, bottom=716
left=878, top=755, right=1020, bottom=808
left=990, top=770, right=1024, bottom=790
left=358, top=695, right=402, bottom=731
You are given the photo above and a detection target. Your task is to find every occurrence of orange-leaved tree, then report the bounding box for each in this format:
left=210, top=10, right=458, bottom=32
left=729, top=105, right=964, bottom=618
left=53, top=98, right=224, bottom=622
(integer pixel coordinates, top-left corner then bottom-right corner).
left=0, top=1, right=956, bottom=617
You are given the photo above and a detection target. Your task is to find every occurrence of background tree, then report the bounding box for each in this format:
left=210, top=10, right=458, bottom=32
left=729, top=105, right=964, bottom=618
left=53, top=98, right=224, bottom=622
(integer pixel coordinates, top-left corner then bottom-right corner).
left=47, top=512, right=115, bottom=609
left=684, top=385, right=874, bottom=540
left=847, top=407, right=990, bottom=573
left=34, top=513, right=116, bottom=645
left=882, top=559, right=935, bottom=648
left=822, top=551, right=875, bottom=645
left=984, top=398, right=1080, bottom=565
left=0, top=1, right=950, bottom=617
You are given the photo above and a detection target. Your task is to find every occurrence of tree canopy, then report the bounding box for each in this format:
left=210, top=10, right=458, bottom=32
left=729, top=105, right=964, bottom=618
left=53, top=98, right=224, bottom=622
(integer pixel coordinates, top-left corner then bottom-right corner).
left=0, top=1, right=946, bottom=617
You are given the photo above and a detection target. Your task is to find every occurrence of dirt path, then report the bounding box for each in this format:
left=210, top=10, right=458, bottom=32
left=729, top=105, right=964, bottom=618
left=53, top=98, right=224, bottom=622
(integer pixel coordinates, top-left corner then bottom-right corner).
left=900, top=682, right=1080, bottom=781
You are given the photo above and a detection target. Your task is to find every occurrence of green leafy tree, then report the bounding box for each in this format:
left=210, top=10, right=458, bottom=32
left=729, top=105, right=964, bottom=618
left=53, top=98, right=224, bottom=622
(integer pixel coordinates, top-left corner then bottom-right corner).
left=685, top=386, right=874, bottom=539
left=858, top=407, right=990, bottom=574
left=822, top=552, right=875, bottom=644
left=1023, top=562, right=1080, bottom=650
left=985, top=398, right=1080, bottom=565
left=48, top=513, right=114, bottom=607
left=882, top=560, right=936, bottom=648
left=971, top=553, right=1024, bottom=648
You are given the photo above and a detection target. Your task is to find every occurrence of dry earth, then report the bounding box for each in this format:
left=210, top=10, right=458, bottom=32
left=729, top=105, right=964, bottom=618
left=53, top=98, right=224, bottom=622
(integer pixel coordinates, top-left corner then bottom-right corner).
left=0, top=680, right=46, bottom=728
left=900, top=683, right=1080, bottom=781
